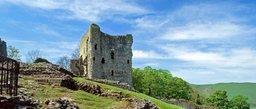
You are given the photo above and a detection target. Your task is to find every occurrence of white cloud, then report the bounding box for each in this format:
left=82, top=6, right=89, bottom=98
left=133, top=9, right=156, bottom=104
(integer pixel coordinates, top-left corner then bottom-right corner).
left=161, top=22, right=251, bottom=41
left=132, top=50, right=167, bottom=59
left=134, top=16, right=169, bottom=30
left=3, top=0, right=66, bottom=10
left=172, top=67, right=256, bottom=84
left=34, top=25, right=61, bottom=37
left=2, top=0, right=149, bottom=22
left=160, top=44, right=256, bottom=68
left=144, top=63, right=159, bottom=66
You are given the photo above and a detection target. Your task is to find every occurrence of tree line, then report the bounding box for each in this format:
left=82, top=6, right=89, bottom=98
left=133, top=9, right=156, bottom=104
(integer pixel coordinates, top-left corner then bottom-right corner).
left=132, top=66, right=193, bottom=100
left=132, top=66, right=250, bottom=108
left=206, top=90, right=250, bottom=109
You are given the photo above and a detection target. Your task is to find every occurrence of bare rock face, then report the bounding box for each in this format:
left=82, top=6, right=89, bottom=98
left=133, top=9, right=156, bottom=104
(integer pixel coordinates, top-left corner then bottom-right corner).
left=75, top=82, right=102, bottom=95
left=0, top=38, right=7, bottom=57
left=43, top=98, right=79, bottom=109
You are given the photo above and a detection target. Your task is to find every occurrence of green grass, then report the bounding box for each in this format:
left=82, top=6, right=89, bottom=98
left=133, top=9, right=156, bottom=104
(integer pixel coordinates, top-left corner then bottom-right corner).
left=74, top=77, right=184, bottom=109
left=19, top=76, right=183, bottom=109
left=19, top=76, right=119, bottom=109
left=192, top=82, right=256, bottom=108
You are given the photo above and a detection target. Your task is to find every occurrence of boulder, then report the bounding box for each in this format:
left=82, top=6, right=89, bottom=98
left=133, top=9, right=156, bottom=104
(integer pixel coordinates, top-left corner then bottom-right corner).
left=117, top=98, right=158, bottom=109
left=43, top=98, right=79, bottom=109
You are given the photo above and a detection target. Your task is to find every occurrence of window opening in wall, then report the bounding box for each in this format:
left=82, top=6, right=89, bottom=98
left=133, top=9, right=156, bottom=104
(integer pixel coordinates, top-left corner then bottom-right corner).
left=101, top=58, right=105, bottom=64
left=95, top=44, right=97, bottom=50
left=127, top=60, right=129, bottom=64
left=111, top=51, right=114, bottom=59
left=84, top=56, right=87, bottom=63
left=111, top=70, right=114, bottom=76
left=93, top=57, right=95, bottom=61
left=86, top=38, right=89, bottom=52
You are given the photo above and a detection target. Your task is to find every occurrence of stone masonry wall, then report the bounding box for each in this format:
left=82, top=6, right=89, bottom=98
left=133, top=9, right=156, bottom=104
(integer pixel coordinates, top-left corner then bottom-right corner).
left=73, top=24, right=133, bottom=86
left=160, top=98, right=218, bottom=109
left=0, top=38, right=7, bottom=57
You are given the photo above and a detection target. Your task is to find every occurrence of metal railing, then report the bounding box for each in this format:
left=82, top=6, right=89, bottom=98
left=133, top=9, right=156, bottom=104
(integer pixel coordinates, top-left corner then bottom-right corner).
left=0, top=56, right=19, bottom=96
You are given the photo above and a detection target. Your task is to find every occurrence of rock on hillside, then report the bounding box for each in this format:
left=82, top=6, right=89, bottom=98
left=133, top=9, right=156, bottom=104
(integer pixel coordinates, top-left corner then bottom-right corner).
left=43, top=98, right=79, bottom=109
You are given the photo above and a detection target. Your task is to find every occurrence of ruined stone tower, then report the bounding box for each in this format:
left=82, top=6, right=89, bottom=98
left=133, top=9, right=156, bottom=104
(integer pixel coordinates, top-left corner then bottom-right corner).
left=71, top=24, right=133, bottom=86
left=0, top=38, right=7, bottom=57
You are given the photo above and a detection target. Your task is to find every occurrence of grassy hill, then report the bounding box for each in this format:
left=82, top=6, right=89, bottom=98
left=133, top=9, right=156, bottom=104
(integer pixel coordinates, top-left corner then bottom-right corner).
left=192, top=83, right=256, bottom=108
left=18, top=76, right=183, bottom=109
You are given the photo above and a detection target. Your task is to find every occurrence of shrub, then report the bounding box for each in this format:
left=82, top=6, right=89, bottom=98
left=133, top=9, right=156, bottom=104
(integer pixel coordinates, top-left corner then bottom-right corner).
left=33, top=58, right=50, bottom=63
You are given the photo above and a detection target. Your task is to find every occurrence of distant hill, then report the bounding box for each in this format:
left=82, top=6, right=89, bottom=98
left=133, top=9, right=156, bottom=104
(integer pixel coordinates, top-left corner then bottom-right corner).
left=192, top=83, right=256, bottom=108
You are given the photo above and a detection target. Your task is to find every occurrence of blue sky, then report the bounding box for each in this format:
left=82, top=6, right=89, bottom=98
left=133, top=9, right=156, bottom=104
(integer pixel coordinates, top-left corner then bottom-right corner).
left=1, top=0, right=256, bottom=84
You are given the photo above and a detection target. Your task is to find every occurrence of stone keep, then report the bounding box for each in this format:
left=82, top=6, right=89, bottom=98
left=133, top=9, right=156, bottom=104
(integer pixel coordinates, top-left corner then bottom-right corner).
left=0, top=38, right=7, bottom=57
left=72, top=24, right=133, bottom=86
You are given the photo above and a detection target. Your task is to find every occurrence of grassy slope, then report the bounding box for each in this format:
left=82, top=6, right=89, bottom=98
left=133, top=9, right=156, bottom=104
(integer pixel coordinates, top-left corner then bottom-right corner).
left=19, top=76, right=183, bottom=109
left=74, top=77, right=184, bottom=109
left=19, top=76, right=120, bottom=108
left=192, top=83, right=256, bottom=108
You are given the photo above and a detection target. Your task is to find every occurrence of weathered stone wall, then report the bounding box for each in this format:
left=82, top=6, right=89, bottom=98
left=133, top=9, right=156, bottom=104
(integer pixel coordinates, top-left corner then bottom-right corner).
left=160, top=98, right=218, bottom=109
left=20, top=62, right=75, bottom=77
left=70, top=59, right=83, bottom=76
left=0, top=38, right=7, bottom=57
left=75, top=24, right=133, bottom=86
left=20, top=62, right=75, bottom=85
left=85, top=78, right=135, bottom=91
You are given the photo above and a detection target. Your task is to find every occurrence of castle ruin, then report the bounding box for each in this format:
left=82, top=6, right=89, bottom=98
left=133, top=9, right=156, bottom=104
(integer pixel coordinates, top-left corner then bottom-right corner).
left=71, top=24, right=133, bottom=86
left=0, top=38, right=7, bottom=57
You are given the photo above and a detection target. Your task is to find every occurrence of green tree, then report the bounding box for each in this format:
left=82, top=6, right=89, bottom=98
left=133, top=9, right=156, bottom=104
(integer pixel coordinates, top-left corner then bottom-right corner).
left=166, top=77, right=192, bottom=100
left=132, top=68, right=145, bottom=92
left=206, top=90, right=229, bottom=109
left=132, top=66, right=193, bottom=100
left=7, top=45, right=21, bottom=61
left=190, top=89, right=206, bottom=105
left=230, top=95, right=250, bottom=109
left=33, top=57, right=50, bottom=63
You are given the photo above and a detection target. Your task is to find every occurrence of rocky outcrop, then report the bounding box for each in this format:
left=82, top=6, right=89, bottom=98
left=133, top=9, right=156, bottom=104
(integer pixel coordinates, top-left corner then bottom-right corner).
left=161, top=98, right=218, bottom=109
left=42, top=98, right=79, bottom=109
left=75, top=82, right=102, bottom=95
left=114, top=98, right=158, bottom=109
left=0, top=95, right=39, bottom=109
left=61, top=75, right=103, bottom=95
